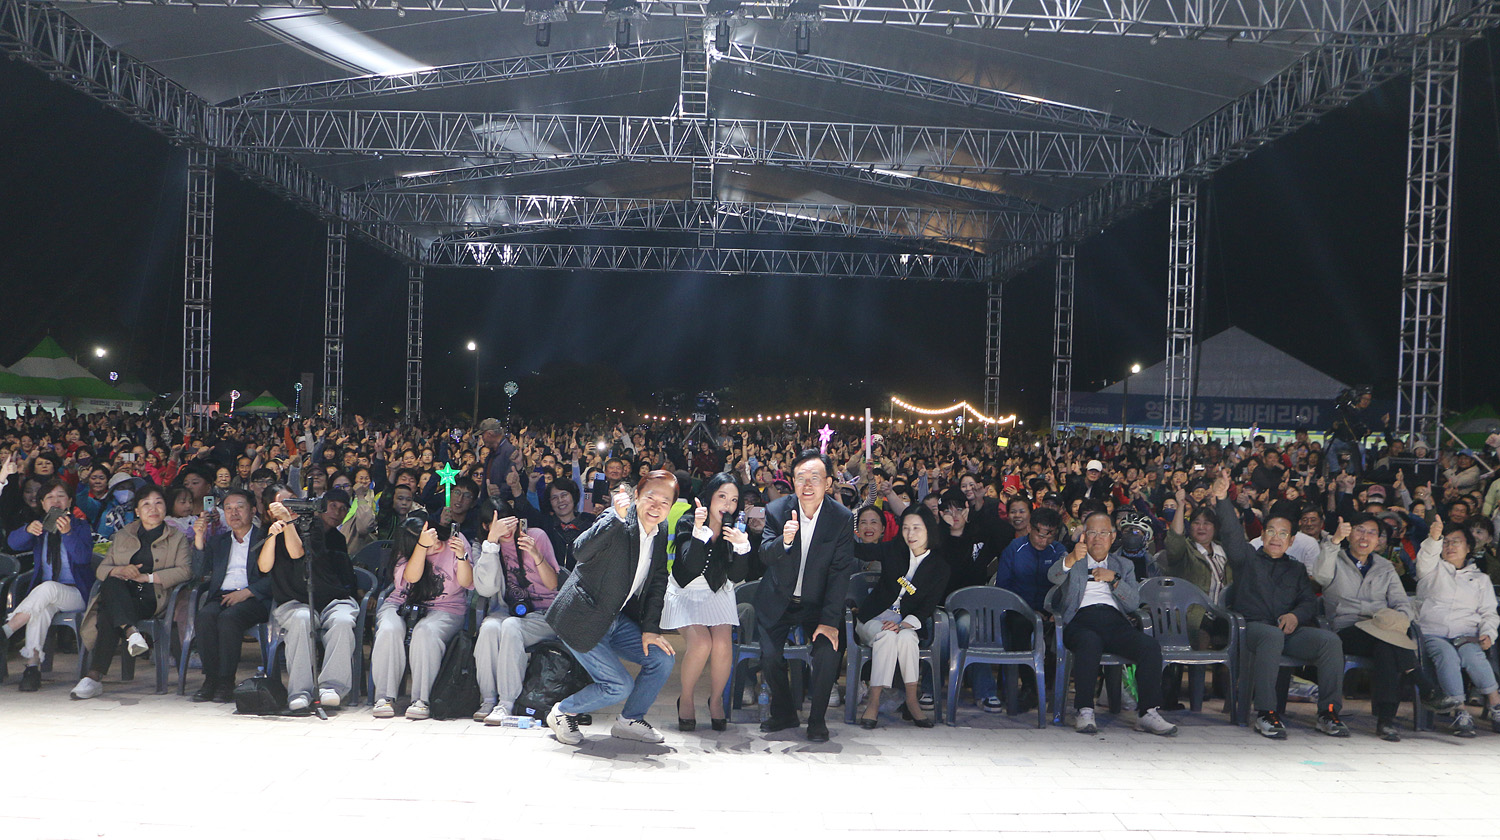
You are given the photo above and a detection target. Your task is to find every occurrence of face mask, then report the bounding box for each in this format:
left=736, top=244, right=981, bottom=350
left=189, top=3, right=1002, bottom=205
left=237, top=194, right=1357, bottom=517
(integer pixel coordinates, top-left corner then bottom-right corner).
left=1119, top=529, right=1147, bottom=554
left=113, top=489, right=133, bottom=504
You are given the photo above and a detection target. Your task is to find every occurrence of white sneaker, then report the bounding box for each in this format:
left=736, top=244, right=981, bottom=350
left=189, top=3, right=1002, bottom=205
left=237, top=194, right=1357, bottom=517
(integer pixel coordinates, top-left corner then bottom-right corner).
left=405, top=700, right=430, bottom=720
left=287, top=693, right=311, bottom=712
left=611, top=716, right=665, bottom=744
left=70, top=676, right=103, bottom=700
left=319, top=688, right=341, bottom=708
left=475, top=700, right=497, bottom=723
left=547, top=708, right=583, bottom=745
left=1136, top=707, right=1179, bottom=737
left=372, top=698, right=395, bottom=718
left=126, top=631, right=149, bottom=658
left=483, top=704, right=510, bottom=726
left=829, top=685, right=844, bottom=708
left=1074, top=707, right=1097, bottom=734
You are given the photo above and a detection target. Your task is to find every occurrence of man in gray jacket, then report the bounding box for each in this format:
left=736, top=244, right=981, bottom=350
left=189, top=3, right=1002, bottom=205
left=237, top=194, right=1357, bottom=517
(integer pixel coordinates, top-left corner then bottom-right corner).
left=1048, top=510, right=1177, bottom=736
left=543, top=471, right=677, bottom=746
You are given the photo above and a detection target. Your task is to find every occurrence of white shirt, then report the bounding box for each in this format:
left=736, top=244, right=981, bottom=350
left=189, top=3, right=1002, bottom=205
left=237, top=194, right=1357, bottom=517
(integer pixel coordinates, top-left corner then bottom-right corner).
left=627, top=521, right=660, bottom=602
left=1078, top=556, right=1119, bottom=611
left=221, top=529, right=253, bottom=592
left=792, top=500, right=823, bottom=598
left=1251, top=531, right=1320, bottom=574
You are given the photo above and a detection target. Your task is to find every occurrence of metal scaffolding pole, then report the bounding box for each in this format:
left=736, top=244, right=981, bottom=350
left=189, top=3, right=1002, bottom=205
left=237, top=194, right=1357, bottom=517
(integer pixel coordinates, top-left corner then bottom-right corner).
left=182, top=146, right=214, bottom=434
left=1397, top=38, right=1460, bottom=445
left=1164, top=178, right=1200, bottom=440
left=406, top=265, right=425, bottom=422
left=681, top=21, right=715, bottom=252
left=1051, top=243, right=1076, bottom=430
left=983, top=281, right=1002, bottom=420
left=323, top=220, right=347, bottom=421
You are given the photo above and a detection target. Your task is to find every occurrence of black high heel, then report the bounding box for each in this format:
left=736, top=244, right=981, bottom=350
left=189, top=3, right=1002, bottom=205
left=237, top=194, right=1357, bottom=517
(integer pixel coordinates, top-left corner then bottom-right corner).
left=709, top=696, right=727, bottom=731
left=677, top=696, right=697, bottom=732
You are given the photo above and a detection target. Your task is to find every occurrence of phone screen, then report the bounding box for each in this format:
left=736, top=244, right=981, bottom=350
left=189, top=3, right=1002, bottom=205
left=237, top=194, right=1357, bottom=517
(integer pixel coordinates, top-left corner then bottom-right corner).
left=203, top=496, right=216, bottom=513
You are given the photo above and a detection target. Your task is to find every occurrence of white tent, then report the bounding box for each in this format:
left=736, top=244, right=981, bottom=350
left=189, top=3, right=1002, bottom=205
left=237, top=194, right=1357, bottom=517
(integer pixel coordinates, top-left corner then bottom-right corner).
left=1100, top=327, right=1348, bottom=400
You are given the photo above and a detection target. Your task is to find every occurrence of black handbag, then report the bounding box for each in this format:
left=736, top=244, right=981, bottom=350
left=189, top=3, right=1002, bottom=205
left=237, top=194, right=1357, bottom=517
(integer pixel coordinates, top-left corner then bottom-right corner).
left=512, top=640, right=593, bottom=719
left=233, top=670, right=288, bottom=715
left=428, top=631, right=481, bottom=721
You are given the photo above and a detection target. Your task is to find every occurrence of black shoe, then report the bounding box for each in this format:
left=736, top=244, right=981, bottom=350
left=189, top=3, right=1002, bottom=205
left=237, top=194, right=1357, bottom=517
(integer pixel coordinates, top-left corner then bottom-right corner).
left=576, top=714, right=593, bottom=727
left=191, top=680, right=218, bottom=703
left=913, top=715, right=935, bottom=728
left=711, top=717, right=727, bottom=732
left=19, top=665, right=41, bottom=692
left=677, top=697, right=696, bottom=732
left=760, top=714, right=801, bottom=733
left=898, top=703, right=913, bottom=721
left=1376, top=718, right=1402, bottom=742
left=858, top=717, right=879, bottom=730
left=213, top=684, right=236, bottom=703
left=806, top=720, right=830, bottom=742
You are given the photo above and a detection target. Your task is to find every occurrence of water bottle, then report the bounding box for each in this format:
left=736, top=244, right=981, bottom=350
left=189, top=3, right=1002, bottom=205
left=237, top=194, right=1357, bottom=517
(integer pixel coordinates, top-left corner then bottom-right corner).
left=736, top=511, right=748, bottom=533
left=758, top=680, right=771, bottom=721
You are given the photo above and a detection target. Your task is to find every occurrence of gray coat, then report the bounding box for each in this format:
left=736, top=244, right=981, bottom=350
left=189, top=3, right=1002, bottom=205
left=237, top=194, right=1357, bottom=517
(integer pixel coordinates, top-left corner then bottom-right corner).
left=1046, top=550, right=1142, bottom=625
left=544, top=505, right=669, bottom=652
left=1312, top=542, right=1413, bottom=631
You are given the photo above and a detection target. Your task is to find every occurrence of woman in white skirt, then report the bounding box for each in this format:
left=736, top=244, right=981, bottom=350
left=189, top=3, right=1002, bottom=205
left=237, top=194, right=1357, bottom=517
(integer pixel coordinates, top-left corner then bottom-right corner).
left=852, top=505, right=950, bottom=729
left=664, top=473, right=750, bottom=731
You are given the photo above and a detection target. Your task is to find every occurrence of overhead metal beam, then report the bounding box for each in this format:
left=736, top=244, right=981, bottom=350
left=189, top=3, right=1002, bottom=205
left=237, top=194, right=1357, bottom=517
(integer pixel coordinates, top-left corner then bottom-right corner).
left=427, top=241, right=987, bottom=281
left=357, top=193, right=1053, bottom=243
left=221, top=38, right=684, bottom=109
left=61, top=0, right=1433, bottom=45
left=217, top=111, right=1171, bottom=178
left=348, top=158, right=603, bottom=193
left=720, top=42, right=1162, bottom=137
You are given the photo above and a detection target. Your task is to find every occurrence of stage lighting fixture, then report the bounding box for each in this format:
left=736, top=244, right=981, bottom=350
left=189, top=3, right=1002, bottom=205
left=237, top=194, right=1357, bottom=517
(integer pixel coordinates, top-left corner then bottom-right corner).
left=795, top=22, right=810, bottom=54
left=785, top=1, right=821, bottom=55
left=716, top=19, right=731, bottom=50
left=604, top=0, right=642, bottom=48
left=536, top=22, right=551, bottom=46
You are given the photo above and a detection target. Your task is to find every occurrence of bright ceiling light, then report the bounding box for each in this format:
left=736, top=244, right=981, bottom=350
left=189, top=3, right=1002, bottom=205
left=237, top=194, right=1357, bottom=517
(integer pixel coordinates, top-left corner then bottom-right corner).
left=251, top=11, right=433, bottom=77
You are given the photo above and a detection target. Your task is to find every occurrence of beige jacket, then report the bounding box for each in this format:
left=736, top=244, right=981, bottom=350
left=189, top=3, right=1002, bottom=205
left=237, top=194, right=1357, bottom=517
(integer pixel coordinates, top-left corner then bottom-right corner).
left=80, top=521, right=192, bottom=649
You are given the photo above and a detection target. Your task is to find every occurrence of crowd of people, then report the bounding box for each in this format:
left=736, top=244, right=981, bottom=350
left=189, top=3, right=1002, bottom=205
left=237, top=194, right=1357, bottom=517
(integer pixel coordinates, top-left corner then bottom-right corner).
left=3, top=404, right=1498, bottom=745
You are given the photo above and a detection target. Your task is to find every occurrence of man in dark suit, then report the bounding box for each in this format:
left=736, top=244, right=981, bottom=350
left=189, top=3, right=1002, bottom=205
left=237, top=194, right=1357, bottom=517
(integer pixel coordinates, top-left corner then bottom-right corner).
left=756, top=450, right=857, bottom=742
left=544, top=470, right=678, bottom=745
left=189, top=488, right=271, bottom=702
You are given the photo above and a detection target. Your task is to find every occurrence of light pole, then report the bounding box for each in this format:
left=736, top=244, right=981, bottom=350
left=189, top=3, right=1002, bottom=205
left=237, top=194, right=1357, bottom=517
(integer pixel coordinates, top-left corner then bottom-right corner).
left=466, top=341, right=479, bottom=422
left=1122, top=362, right=1141, bottom=439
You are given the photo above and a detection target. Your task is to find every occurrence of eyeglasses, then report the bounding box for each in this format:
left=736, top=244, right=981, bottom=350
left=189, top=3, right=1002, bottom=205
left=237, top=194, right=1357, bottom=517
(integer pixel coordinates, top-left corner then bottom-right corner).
left=1263, top=527, right=1292, bottom=538
left=792, top=475, right=826, bottom=488
left=1351, top=526, right=1380, bottom=538
left=1083, top=529, right=1113, bottom=538
left=1031, top=529, right=1057, bottom=540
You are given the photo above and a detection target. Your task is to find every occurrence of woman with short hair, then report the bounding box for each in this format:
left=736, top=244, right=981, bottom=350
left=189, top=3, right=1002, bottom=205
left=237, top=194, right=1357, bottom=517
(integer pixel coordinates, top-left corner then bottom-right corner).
left=4, top=479, right=94, bottom=691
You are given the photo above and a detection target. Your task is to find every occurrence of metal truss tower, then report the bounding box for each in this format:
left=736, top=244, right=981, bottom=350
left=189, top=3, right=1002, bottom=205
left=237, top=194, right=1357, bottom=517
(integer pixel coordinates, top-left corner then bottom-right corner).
left=681, top=21, right=715, bottom=252
left=1397, top=38, right=1461, bottom=445
left=1164, top=178, right=1199, bottom=440
left=1051, top=244, right=1076, bottom=431
left=406, top=264, right=425, bottom=422
left=983, top=281, right=1002, bottom=420
left=323, top=220, right=347, bottom=421
left=182, top=146, right=214, bottom=434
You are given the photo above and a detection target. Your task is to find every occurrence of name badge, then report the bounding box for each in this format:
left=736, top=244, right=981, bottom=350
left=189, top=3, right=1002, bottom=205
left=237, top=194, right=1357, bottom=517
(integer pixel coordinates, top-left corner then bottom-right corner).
left=897, top=576, right=917, bottom=595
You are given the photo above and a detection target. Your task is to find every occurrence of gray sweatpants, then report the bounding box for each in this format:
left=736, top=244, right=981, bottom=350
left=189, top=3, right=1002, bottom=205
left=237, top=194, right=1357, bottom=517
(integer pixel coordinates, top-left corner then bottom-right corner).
left=1244, top=621, right=1344, bottom=713
left=372, top=603, right=465, bottom=703
left=274, top=598, right=359, bottom=702
left=476, top=612, right=558, bottom=710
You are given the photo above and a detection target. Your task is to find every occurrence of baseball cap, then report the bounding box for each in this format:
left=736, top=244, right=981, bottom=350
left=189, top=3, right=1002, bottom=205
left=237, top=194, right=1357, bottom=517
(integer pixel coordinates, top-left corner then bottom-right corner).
left=1086, top=460, right=1104, bottom=473
left=477, top=418, right=504, bottom=433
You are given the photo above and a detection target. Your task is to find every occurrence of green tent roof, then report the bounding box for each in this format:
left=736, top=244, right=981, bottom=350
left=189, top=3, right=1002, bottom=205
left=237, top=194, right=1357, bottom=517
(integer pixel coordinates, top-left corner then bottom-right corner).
left=239, top=390, right=289, bottom=413
left=0, top=337, right=144, bottom=406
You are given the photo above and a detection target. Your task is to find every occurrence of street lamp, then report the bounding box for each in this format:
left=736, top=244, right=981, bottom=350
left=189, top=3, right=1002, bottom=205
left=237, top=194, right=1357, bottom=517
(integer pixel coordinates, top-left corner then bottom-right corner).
left=94, top=347, right=107, bottom=359
left=466, top=341, right=479, bottom=422
left=1122, top=363, right=1141, bottom=439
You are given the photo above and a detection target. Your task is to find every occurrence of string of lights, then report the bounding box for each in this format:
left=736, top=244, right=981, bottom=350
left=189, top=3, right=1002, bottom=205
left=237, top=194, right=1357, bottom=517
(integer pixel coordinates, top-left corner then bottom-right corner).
left=888, top=396, right=1016, bottom=425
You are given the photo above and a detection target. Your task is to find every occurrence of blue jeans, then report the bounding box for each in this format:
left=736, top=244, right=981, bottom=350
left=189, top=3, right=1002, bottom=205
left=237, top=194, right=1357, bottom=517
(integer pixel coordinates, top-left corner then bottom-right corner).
left=558, top=615, right=675, bottom=720
left=1423, top=636, right=1499, bottom=697
left=1325, top=439, right=1363, bottom=475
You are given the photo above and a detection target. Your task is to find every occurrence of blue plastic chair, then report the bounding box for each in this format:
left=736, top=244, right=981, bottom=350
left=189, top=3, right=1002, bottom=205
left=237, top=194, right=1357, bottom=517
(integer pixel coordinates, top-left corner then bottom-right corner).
left=7, top=568, right=87, bottom=681
left=265, top=566, right=378, bottom=706
left=351, top=540, right=392, bottom=575
left=944, top=586, right=1046, bottom=728
left=1138, top=576, right=1245, bottom=723
left=841, top=571, right=949, bottom=724
left=724, top=579, right=816, bottom=718
left=1051, top=604, right=1153, bottom=726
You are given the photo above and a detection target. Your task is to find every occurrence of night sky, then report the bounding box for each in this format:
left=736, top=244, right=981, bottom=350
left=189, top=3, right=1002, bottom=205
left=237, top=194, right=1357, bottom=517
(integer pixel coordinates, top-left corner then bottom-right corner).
left=3, top=39, right=1499, bottom=423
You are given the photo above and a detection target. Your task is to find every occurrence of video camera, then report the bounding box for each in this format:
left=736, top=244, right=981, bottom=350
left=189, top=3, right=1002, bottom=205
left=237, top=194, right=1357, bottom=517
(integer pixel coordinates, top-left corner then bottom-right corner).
left=280, top=497, right=326, bottom=518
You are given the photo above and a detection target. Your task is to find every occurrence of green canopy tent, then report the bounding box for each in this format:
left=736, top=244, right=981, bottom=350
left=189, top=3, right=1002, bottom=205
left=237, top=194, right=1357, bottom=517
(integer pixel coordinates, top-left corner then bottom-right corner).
left=0, top=337, right=148, bottom=415
left=1449, top=404, right=1500, bottom=449
left=237, top=390, right=290, bottom=416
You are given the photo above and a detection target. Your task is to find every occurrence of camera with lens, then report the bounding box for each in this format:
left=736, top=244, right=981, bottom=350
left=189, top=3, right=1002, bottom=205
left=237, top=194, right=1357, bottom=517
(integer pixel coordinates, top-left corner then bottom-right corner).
left=281, top=498, right=325, bottom=518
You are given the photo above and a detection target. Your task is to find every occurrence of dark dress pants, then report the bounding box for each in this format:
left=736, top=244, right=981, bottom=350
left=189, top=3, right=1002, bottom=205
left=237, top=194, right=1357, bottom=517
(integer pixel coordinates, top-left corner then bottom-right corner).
left=758, top=600, right=841, bottom=725
left=1338, top=625, right=1415, bottom=719
left=198, top=594, right=271, bottom=684
left=91, top=577, right=156, bottom=676
left=1063, top=604, right=1165, bottom=711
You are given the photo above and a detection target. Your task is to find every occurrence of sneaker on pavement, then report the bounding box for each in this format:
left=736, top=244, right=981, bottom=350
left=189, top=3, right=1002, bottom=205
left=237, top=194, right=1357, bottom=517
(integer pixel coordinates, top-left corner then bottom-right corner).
left=1423, top=693, right=1464, bottom=714
left=1490, top=704, right=1500, bottom=734
left=484, top=704, right=511, bottom=726
left=405, top=700, right=431, bottom=720
left=70, top=676, right=102, bottom=700
left=1136, top=707, right=1178, bottom=736
left=979, top=696, right=1004, bottom=714
left=1452, top=710, right=1477, bottom=738
left=829, top=685, right=844, bottom=708
left=1074, top=707, right=1097, bottom=734
left=918, top=692, right=934, bottom=711
left=287, top=693, right=311, bottom=712
left=474, top=700, right=497, bottom=723
left=319, top=688, right=341, bottom=708
left=1376, top=718, right=1401, bottom=742
left=547, top=708, right=583, bottom=745
left=611, top=716, right=665, bottom=744
left=1253, top=711, right=1288, bottom=740
left=372, top=697, right=395, bottom=718
left=126, top=631, right=149, bottom=658
left=1316, top=707, right=1350, bottom=738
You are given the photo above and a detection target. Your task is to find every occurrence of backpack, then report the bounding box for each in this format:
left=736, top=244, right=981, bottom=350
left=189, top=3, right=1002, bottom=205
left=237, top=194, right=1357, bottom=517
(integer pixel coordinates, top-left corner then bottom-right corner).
left=233, top=669, right=288, bottom=716
left=427, top=631, right=481, bottom=721
left=511, top=640, right=593, bottom=719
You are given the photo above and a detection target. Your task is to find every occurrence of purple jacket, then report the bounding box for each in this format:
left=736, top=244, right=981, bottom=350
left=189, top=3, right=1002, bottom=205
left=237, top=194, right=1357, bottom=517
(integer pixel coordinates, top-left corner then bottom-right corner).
left=8, top=516, right=97, bottom=601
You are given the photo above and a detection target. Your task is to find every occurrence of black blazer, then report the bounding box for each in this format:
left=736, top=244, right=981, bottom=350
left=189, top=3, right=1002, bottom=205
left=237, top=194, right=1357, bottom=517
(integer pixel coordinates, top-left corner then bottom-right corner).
left=754, top=494, right=857, bottom=628
left=545, top=505, right=670, bottom=652
left=671, top=510, right=750, bottom=592
left=190, top=526, right=273, bottom=610
left=855, top=542, right=951, bottom=642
